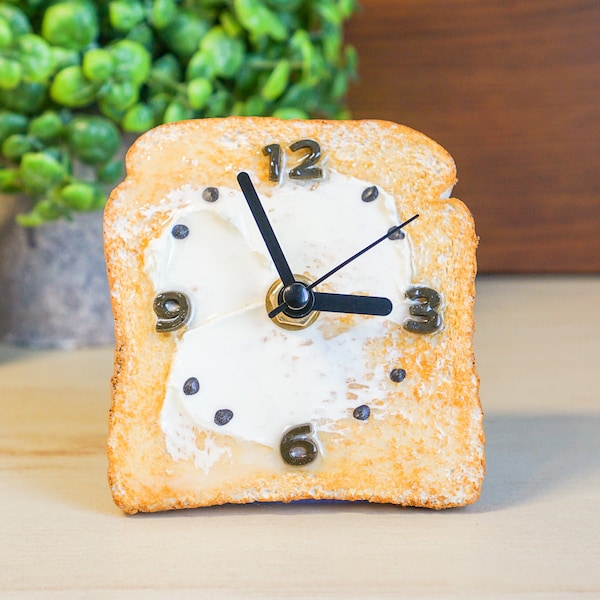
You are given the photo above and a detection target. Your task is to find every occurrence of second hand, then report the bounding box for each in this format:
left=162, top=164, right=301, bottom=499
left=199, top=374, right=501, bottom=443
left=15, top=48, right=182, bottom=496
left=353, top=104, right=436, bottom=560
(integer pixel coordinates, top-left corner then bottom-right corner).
left=268, top=213, right=419, bottom=319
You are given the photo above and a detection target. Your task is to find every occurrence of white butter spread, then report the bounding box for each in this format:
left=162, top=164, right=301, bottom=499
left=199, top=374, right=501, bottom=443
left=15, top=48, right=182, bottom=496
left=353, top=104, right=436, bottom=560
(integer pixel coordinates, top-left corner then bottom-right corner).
left=145, top=170, right=414, bottom=466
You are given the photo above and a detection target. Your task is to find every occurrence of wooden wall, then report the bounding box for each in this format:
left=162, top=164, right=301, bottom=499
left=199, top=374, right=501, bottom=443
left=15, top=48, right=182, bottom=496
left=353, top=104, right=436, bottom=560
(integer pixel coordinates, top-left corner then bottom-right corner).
left=346, top=0, right=599, bottom=272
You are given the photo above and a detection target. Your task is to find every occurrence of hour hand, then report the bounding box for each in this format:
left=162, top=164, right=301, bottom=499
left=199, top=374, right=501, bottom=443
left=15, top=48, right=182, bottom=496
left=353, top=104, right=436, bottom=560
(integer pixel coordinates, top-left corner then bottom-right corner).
left=313, top=292, right=392, bottom=316
left=237, top=171, right=295, bottom=287
left=268, top=289, right=392, bottom=319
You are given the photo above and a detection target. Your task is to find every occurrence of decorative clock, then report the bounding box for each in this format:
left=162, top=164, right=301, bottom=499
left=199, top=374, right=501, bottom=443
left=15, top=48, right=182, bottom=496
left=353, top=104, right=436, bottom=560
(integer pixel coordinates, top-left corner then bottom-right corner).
left=104, top=117, right=484, bottom=513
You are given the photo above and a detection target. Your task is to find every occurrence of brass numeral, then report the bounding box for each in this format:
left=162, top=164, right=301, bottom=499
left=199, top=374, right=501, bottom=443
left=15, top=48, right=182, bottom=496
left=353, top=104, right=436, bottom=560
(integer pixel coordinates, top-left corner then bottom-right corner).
left=263, top=139, right=323, bottom=182
left=153, top=291, right=191, bottom=332
left=280, top=423, right=319, bottom=466
left=403, top=286, right=442, bottom=334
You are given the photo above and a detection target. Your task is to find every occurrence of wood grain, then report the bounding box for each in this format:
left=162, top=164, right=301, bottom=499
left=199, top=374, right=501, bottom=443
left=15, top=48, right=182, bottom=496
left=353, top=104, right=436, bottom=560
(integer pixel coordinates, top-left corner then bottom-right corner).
left=346, top=0, right=600, bottom=272
left=2, top=278, right=600, bottom=595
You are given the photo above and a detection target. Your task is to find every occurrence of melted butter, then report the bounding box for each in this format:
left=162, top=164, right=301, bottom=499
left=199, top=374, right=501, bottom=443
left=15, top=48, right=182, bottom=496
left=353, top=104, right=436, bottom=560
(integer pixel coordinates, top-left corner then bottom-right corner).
left=145, top=170, right=414, bottom=465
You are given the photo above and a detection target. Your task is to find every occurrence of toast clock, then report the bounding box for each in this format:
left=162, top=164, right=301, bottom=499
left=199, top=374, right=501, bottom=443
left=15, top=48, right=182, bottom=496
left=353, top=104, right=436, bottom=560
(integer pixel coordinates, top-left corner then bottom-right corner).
left=104, top=117, right=484, bottom=513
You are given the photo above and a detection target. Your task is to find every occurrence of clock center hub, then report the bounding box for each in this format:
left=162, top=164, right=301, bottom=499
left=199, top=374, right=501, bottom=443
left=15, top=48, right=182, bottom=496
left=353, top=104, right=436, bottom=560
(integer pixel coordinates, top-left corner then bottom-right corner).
left=265, top=276, right=320, bottom=330
left=282, top=282, right=313, bottom=311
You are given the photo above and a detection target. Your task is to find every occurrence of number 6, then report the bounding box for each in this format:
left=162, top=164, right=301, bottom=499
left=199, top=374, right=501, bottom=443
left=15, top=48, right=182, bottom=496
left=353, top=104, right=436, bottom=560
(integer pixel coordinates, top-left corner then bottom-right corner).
left=280, top=423, right=319, bottom=466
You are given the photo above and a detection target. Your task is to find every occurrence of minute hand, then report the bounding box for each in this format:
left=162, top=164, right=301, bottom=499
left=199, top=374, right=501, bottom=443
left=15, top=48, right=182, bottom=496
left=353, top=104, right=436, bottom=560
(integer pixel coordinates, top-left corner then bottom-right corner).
left=237, top=171, right=295, bottom=287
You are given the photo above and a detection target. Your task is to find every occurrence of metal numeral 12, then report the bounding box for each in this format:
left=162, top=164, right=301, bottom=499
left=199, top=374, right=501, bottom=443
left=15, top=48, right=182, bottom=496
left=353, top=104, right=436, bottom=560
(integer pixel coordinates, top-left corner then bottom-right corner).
left=263, top=139, right=323, bottom=182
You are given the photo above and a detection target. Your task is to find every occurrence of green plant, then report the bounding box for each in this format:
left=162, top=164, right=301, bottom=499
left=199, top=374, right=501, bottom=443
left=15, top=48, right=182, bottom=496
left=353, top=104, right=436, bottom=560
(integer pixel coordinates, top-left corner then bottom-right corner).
left=0, top=0, right=357, bottom=226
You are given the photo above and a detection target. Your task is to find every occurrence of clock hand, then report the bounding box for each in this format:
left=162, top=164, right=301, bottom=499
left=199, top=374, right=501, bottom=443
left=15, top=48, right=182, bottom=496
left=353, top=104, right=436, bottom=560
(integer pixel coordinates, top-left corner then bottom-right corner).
left=308, top=213, right=419, bottom=291
left=268, top=213, right=419, bottom=318
left=268, top=287, right=392, bottom=319
left=237, top=171, right=295, bottom=287
left=313, top=293, right=392, bottom=316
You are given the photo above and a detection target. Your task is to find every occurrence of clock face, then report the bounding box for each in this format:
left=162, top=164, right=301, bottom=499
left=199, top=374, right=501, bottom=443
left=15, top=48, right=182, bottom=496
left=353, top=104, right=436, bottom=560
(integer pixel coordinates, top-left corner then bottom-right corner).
left=144, top=139, right=442, bottom=470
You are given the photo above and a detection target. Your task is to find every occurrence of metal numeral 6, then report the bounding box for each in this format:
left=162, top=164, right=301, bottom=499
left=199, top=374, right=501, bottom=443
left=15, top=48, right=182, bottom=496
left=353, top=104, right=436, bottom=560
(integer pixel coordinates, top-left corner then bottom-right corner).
left=280, top=423, right=319, bottom=466
left=403, top=286, right=442, bottom=334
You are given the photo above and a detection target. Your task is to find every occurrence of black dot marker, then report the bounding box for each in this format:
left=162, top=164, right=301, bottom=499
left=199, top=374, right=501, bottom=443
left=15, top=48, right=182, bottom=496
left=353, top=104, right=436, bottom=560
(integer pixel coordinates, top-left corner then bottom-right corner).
left=183, top=377, right=199, bottom=395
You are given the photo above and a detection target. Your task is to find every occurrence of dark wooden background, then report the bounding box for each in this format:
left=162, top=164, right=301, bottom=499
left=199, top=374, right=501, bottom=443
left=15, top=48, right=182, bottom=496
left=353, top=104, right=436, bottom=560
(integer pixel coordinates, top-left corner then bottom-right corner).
left=346, top=0, right=599, bottom=273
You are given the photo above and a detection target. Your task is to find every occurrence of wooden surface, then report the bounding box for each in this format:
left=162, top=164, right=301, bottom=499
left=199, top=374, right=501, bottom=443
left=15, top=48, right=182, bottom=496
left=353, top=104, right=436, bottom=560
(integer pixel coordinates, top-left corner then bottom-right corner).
left=1, top=276, right=599, bottom=598
left=346, top=0, right=600, bottom=273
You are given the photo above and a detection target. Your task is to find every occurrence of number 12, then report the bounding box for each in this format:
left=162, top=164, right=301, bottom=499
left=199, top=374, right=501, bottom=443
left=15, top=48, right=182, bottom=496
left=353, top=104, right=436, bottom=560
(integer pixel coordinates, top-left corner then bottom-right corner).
left=263, top=139, right=323, bottom=182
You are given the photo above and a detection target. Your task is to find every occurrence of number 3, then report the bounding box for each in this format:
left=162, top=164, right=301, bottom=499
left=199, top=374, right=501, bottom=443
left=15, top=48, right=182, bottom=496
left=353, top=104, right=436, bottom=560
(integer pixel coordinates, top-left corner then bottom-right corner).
left=404, top=286, right=442, bottom=334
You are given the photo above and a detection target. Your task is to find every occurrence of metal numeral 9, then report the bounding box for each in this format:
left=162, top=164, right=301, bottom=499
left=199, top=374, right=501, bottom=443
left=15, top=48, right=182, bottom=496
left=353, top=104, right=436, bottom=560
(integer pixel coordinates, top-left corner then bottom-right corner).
left=403, top=286, right=442, bottom=334
left=153, top=291, right=191, bottom=332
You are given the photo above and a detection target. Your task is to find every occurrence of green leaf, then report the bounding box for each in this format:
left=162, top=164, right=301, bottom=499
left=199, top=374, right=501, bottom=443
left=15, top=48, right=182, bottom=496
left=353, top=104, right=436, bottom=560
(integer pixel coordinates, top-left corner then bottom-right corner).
left=122, top=103, right=154, bottom=132
left=0, top=167, right=21, bottom=192
left=109, top=40, right=151, bottom=85
left=0, top=111, right=29, bottom=145
left=313, top=0, right=343, bottom=26
left=147, top=92, right=171, bottom=122
left=98, top=158, right=124, bottom=184
left=51, top=46, right=80, bottom=71
left=82, top=48, right=114, bottom=83
left=186, top=50, right=217, bottom=81
left=19, top=152, right=65, bottom=191
left=272, top=107, right=309, bottom=120
left=261, top=59, right=290, bottom=101
left=0, top=4, right=31, bottom=37
left=16, top=210, right=47, bottom=227
left=290, top=29, right=316, bottom=79
left=2, top=133, right=36, bottom=161
left=28, top=111, right=64, bottom=141
left=0, top=81, right=47, bottom=115
left=108, top=0, right=145, bottom=32
left=0, top=16, right=13, bottom=48
left=150, top=0, right=178, bottom=30
left=34, top=198, right=65, bottom=220
left=50, top=66, right=98, bottom=107
left=17, top=34, right=54, bottom=83
left=101, top=80, right=139, bottom=111
left=66, top=115, right=120, bottom=165
left=163, top=100, right=192, bottom=123
left=60, top=182, right=96, bottom=210
left=41, top=1, right=99, bottom=51
left=186, top=78, right=212, bottom=110
left=233, top=0, right=287, bottom=41
left=162, top=10, right=210, bottom=61
left=199, top=27, right=245, bottom=78
left=0, top=57, right=22, bottom=90
left=149, top=53, right=182, bottom=93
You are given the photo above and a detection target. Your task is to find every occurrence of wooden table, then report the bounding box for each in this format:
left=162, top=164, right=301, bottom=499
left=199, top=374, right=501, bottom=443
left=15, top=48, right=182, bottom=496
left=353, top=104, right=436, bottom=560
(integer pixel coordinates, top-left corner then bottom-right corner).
left=1, top=276, right=599, bottom=598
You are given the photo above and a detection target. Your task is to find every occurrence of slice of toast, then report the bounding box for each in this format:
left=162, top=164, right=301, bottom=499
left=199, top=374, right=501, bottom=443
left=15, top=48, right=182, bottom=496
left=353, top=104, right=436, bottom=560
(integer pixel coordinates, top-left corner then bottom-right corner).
left=104, top=117, right=484, bottom=513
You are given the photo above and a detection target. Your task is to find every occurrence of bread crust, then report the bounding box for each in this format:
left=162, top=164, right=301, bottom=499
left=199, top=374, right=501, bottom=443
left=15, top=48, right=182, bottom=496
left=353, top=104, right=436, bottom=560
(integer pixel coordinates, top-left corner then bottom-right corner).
left=104, top=117, right=484, bottom=513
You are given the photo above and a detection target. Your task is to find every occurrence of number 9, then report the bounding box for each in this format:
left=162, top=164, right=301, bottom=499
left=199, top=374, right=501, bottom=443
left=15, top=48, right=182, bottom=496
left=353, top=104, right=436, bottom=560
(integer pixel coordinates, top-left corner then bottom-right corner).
left=153, top=291, right=191, bottom=332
